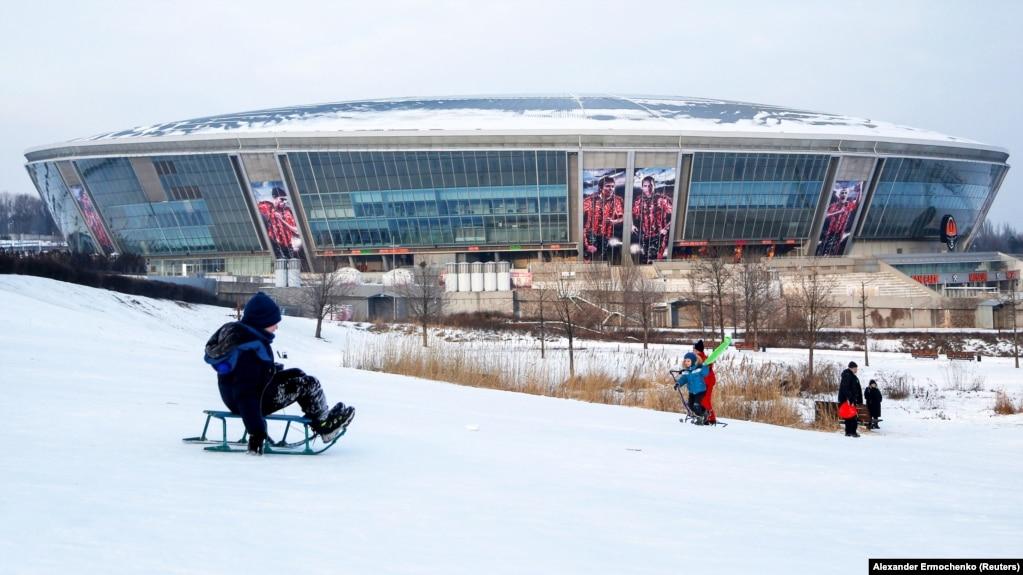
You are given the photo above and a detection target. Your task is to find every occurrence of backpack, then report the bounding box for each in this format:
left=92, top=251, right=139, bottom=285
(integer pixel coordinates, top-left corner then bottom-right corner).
left=204, top=323, right=272, bottom=375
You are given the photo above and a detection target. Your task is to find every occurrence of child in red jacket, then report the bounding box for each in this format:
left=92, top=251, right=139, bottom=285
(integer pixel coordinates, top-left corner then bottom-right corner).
left=694, top=340, right=717, bottom=424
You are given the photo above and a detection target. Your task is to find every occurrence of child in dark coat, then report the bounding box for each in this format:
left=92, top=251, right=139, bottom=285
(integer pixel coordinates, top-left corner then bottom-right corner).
left=864, top=379, right=882, bottom=429
left=205, top=292, right=355, bottom=455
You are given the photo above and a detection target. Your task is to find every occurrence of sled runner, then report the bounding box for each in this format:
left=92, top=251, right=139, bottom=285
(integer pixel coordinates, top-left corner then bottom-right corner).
left=182, top=410, right=347, bottom=455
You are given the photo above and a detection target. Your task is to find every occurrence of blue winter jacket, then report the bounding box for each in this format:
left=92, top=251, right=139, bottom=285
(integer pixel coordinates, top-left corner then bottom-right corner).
left=675, top=365, right=710, bottom=395
left=204, top=321, right=276, bottom=439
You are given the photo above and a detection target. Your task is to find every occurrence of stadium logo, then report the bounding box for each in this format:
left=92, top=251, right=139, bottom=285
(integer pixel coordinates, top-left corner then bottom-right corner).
left=940, top=214, right=959, bottom=250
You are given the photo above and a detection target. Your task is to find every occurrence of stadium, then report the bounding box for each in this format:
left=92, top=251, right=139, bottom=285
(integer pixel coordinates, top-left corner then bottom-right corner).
left=22, top=95, right=1019, bottom=328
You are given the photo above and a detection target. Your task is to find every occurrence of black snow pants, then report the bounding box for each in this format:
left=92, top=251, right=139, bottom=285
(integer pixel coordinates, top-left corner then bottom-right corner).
left=844, top=416, right=859, bottom=436
left=262, top=368, right=330, bottom=423
left=688, top=391, right=707, bottom=417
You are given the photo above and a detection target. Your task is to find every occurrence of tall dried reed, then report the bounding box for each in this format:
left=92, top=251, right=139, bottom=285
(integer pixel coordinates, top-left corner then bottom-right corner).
left=993, top=390, right=1020, bottom=415
left=342, top=334, right=848, bottom=430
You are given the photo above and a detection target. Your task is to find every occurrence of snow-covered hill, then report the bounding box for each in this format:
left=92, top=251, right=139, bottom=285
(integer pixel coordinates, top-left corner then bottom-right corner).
left=1, top=276, right=1020, bottom=575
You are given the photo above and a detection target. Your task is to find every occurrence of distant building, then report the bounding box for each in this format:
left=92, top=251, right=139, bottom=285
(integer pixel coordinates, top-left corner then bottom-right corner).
left=24, top=95, right=1009, bottom=279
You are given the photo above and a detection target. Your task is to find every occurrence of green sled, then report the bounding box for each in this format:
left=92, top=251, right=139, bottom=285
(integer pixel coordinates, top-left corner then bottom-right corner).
left=703, top=335, right=732, bottom=366
left=182, top=410, right=346, bottom=455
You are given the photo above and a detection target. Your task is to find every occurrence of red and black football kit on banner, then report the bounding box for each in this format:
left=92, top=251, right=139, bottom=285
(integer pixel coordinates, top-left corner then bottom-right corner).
left=632, top=194, right=672, bottom=262
left=816, top=199, right=858, bottom=256
left=259, top=201, right=299, bottom=259
left=583, top=193, right=624, bottom=261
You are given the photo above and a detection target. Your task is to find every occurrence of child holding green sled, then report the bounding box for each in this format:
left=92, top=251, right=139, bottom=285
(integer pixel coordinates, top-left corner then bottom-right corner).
left=671, top=337, right=730, bottom=426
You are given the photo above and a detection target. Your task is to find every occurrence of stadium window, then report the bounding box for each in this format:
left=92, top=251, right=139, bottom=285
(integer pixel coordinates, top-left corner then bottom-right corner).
left=170, top=185, right=201, bottom=200
left=154, top=160, right=178, bottom=176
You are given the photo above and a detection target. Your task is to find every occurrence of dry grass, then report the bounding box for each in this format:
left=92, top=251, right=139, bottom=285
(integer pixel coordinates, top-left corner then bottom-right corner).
left=808, top=404, right=842, bottom=431
left=941, top=363, right=985, bottom=392
left=342, top=336, right=857, bottom=431
left=993, top=391, right=1021, bottom=415
left=875, top=370, right=911, bottom=399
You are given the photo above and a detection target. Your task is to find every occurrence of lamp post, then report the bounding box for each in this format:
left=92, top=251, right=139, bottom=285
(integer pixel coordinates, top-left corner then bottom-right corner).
left=860, top=280, right=869, bottom=367
left=1012, top=277, right=1019, bottom=369
left=391, top=245, right=398, bottom=321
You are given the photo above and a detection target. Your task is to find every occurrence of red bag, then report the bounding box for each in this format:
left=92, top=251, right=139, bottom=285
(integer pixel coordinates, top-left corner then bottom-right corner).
left=838, top=401, right=857, bottom=420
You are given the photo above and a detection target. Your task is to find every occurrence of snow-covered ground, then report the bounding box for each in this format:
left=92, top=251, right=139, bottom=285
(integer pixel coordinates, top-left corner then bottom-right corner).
left=1, top=275, right=1020, bottom=575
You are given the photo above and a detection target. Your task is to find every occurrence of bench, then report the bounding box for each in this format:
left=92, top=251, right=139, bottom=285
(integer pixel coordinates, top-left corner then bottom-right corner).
left=910, top=348, right=939, bottom=359
left=814, top=401, right=877, bottom=431
left=734, top=341, right=758, bottom=351
left=945, top=351, right=977, bottom=361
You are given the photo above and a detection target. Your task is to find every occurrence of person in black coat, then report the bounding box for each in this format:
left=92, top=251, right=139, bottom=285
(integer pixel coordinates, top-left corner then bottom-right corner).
left=837, top=361, right=863, bottom=437
left=864, top=379, right=882, bottom=429
left=205, top=292, right=354, bottom=455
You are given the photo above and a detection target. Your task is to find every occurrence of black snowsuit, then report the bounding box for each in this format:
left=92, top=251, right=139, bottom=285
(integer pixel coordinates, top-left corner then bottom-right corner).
left=865, top=386, right=882, bottom=427
left=837, top=368, right=863, bottom=436
left=205, top=321, right=330, bottom=442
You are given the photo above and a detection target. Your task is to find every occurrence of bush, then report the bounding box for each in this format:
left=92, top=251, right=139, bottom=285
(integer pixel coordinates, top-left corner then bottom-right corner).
left=993, top=391, right=1020, bottom=415
left=1, top=252, right=225, bottom=306
left=941, top=363, right=985, bottom=392
left=875, top=370, right=911, bottom=400
left=441, top=311, right=515, bottom=330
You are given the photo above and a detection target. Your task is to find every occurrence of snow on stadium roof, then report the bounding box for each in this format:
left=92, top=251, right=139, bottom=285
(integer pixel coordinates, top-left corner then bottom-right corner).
left=75, top=94, right=982, bottom=147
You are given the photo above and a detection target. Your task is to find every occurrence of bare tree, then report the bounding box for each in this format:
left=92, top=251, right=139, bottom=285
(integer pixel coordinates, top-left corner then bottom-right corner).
left=787, top=260, right=840, bottom=380
left=581, top=263, right=622, bottom=332
left=859, top=279, right=873, bottom=367
left=737, top=260, right=776, bottom=349
left=1005, top=277, right=1020, bottom=369
left=301, top=257, right=357, bottom=339
left=549, top=264, right=583, bottom=377
left=394, top=261, right=448, bottom=347
left=970, top=219, right=1023, bottom=253
left=0, top=192, right=57, bottom=237
left=688, top=256, right=731, bottom=340
left=620, top=263, right=665, bottom=350
left=524, top=275, right=558, bottom=359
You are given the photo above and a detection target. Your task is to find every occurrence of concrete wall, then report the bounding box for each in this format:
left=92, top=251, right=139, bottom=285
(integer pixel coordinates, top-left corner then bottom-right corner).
left=849, top=240, right=948, bottom=257
left=217, top=279, right=274, bottom=305
left=445, top=290, right=515, bottom=315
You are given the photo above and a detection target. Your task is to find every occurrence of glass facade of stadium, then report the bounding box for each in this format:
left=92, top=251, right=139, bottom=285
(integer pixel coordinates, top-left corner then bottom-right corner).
left=25, top=140, right=1009, bottom=276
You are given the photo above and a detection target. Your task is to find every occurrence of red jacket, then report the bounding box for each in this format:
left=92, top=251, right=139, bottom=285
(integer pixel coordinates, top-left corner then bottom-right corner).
left=696, top=350, right=716, bottom=388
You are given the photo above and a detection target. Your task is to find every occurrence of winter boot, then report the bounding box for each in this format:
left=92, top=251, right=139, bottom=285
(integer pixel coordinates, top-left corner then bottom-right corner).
left=247, top=434, right=265, bottom=456
left=314, top=403, right=355, bottom=443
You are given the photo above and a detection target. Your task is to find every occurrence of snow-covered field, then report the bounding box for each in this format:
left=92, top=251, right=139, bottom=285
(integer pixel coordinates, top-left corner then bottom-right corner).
left=1, top=275, right=1021, bottom=575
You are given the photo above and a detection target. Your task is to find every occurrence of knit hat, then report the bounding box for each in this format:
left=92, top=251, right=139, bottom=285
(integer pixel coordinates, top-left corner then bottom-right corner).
left=694, top=339, right=705, bottom=353
left=683, top=352, right=699, bottom=366
left=242, top=292, right=282, bottom=329
left=848, top=361, right=858, bottom=369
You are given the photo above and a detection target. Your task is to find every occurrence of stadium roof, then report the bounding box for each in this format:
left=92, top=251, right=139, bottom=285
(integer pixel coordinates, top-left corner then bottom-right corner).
left=68, top=94, right=990, bottom=147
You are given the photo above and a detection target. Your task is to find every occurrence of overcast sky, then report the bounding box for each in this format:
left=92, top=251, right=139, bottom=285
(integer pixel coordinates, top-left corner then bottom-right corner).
left=2, top=0, right=1019, bottom=224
